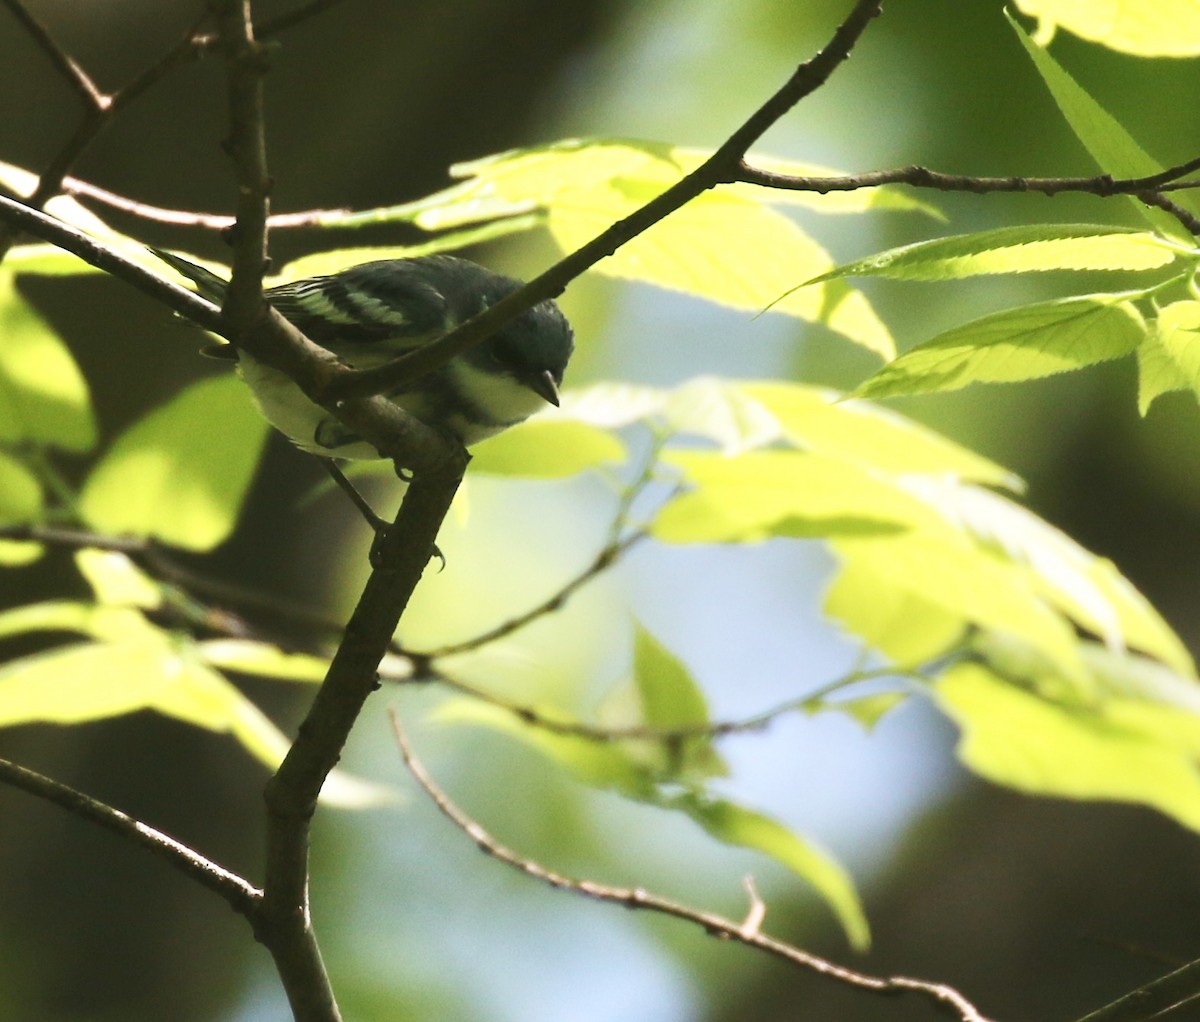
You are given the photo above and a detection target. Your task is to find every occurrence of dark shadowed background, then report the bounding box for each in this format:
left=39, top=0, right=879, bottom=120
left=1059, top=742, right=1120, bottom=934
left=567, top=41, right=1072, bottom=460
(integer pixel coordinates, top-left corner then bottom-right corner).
left=2, top=1, right=1200, bottom=1020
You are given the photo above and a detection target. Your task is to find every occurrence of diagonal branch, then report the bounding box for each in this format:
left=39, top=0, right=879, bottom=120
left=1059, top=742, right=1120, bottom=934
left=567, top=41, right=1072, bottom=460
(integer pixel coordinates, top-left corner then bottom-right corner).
left=2, top=0, right=108, bottom=108
left=320, top=0, right=886, bottom=403
left=0, top=193, right=223, bottom=327
left=0, top=756, right=261, bottom=914
left=390, top=714, right=994, bottom=1022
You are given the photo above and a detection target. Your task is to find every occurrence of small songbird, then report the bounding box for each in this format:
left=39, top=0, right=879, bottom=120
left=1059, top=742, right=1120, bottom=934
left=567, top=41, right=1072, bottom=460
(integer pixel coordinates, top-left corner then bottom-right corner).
left=152, top=249, right=574, bottom=459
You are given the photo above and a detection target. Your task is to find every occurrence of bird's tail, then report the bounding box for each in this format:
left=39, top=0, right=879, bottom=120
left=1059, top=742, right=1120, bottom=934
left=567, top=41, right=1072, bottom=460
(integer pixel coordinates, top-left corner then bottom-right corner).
left=148, top=247, right=230, bottom=304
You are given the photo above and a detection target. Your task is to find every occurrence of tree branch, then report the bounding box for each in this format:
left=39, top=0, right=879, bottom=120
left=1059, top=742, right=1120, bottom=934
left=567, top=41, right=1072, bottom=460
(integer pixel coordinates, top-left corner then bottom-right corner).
left=0, top=7, right=209, bottom=259
left=0, top=193, right=223, bottom=328
left=0, top=0, right=351, bottom=262
left=389, top=714, right=994, bottom=1022
left=1, top=0, right=108, bottom=108
left=320, top=0, right=886, bottom=403
left=61, top=176, right=352, bottom=229
left=733, top=161, right=1200, bottom=236
left=0, top=756, right=261, bottom=914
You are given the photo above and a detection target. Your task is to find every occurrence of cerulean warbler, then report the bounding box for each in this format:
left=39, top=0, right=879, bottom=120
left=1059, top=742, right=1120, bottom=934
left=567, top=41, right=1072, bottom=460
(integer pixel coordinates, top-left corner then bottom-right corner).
left=153, top=249, right=574, bottom=458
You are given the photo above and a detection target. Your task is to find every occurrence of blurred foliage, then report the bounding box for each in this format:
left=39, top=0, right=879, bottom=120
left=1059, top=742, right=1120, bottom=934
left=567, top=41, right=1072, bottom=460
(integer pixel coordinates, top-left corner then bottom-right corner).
left=3, top=2, right=1200, bottom=1022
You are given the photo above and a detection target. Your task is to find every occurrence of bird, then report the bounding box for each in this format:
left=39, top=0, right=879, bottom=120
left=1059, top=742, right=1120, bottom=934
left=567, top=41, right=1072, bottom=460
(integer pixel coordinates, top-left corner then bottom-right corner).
left=151, top=248, right=575, bottom=459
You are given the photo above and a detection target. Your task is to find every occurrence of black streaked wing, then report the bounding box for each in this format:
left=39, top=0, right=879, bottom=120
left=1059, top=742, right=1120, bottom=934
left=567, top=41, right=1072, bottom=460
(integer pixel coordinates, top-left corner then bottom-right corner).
left=265, top=261, right=453, bottom=346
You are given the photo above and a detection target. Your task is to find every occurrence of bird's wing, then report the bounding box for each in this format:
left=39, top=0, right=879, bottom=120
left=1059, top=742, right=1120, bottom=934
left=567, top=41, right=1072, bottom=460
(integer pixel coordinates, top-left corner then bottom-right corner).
left=266, top=263, right=449, bottom=347
left=149, top=248, right=230, bottom=303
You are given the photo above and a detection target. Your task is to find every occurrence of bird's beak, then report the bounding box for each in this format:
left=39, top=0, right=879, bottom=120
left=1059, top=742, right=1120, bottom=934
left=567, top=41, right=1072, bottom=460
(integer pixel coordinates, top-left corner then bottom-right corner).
left=531, top=369, right=561, bottom=407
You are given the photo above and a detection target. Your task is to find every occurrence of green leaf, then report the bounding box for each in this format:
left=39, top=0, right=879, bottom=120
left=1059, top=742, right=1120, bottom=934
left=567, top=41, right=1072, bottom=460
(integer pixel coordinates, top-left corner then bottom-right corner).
left=0, top=450, right=42, bottom=524
left=808, top=225, right=1181, bottom=284
left=818, top=692, right=909, bottom=731
left=854, top=294, right=1147, bottom=400
left=932, top=659, right=1200, bottom=833
left=553, top=377, right=783, bottom=455
left=556, top=382, right=668, bottom=428
left=384, top=140, right=895, bottom=358
left=907, top=477, right=1193, bottom=675
left=0, top=540, right=42, bottom=565
left=74, top=550, right=163, bottom=609
left=1138, top=300, right=1200, bottom=413
left=6, top=244, right=106, bottom=276
left=1007, top=13, right=1195, bottom=236
left=434, top=699, right=658, bottom=796
left=741, top=381, right=1022, bottom=490
left=0, top=632, right=390, bottom=807
left=670, top=793, right=869, bottom=950
left=652, top=449, right=935, bottom=545
left=79, top=375, right=269, bottom=551
left=634, top=626, right=709, bottom=728
left=273, top=217, right=542, bottom=279
left=0, top=601, right=151, bottom=643
left=196, top=639, right=330, bottom=683
left=824, top=557, right=967, bottom=665
left=628, top=625, right=725, bottom=780
left=662, top=377, right=781, bottom=454
left=1014, top=0, right=1200, bottom=57
left=0, top=274, right=96, bottom=452
left=832, top=530, right=1084, bottom=679
left=468, top=418, right=625, bottom=478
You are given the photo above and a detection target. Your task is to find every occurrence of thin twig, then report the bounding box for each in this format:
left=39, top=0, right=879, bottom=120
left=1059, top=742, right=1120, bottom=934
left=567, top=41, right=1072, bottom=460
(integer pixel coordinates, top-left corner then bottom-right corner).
left=1073, top=958, right=1200, bottom=1022
left=389, top=713, right=994, bottom=1022
left=419, top=530, right=646, bottom=659
left=0, top=9, right=209, bottom=260
left=0, top=756, right=261, bottom=913
left=0, top=0, right=350, bottom=263
left=1, top=0, right=108, bottom=108
left=61, top=176, right=350, bottom=229
left=419, top=434, right=666, bottom=659
left=427, top=662, right=921, bottom=744
left=733, top=162, right=1200, bottom=236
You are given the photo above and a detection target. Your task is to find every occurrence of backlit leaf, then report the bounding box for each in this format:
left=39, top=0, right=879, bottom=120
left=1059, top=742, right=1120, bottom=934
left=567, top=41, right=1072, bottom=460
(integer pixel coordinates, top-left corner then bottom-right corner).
left=854, top=294, right=1146, bottom=400
left=1008, top=12, right=1196, bottom=235
left=741, top=381, right=1022, bottom=489
left=197, top=639, right=330, bottom=682
left=79, top=375, right=269, bottom=551
left=0, top=450, right=41, bottom=524
left=808, top=225, right=1181, bottom=284
left=0, top=275, right=95, bottom=451
left=1014, top=0, right=1200, bottom=57
left=74, top=550, right=163, bottom=609
left=383, top=140, right=895, bottom=358
left=652, top=450, right=934, bottom=544
left=1138, top=300, right=1200, bottom=413
left=824, top=556, right=967, bottom=665
left=662, top=377, right=781, bottom=454
left=933, top=660, right=1200, bottom=833
left=469, top=418, right=624, bottom=477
